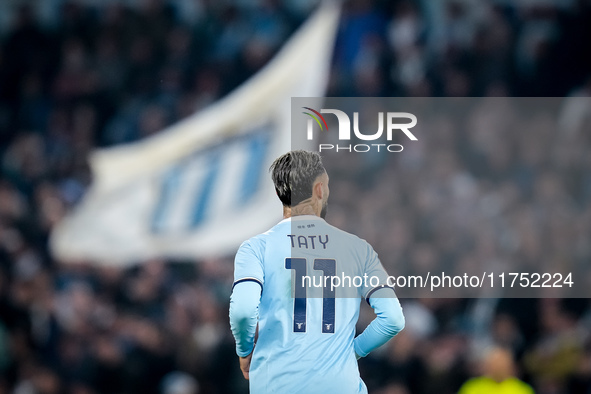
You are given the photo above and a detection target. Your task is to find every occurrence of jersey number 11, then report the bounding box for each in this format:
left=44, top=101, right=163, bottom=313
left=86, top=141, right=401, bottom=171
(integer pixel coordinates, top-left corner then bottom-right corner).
left=285, top=258, right=336, bottom=334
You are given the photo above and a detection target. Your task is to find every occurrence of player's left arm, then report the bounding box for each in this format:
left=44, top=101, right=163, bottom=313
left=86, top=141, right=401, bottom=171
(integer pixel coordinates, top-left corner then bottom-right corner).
left=354, top=243, right=405, bottom=358
left=354, top=289, right=405, bottom=358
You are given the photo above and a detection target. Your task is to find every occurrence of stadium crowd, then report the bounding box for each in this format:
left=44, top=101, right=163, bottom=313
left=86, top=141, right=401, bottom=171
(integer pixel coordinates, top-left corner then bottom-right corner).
left=0, top=0, right=590, bottom=393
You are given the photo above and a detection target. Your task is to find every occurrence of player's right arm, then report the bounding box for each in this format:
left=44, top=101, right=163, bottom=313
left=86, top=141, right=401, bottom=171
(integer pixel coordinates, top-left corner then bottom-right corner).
left=229, top=239, right=265, bottom=377
left=230, top=280, right=261, bottom=379
left=229, top=281, right=261, bottom=357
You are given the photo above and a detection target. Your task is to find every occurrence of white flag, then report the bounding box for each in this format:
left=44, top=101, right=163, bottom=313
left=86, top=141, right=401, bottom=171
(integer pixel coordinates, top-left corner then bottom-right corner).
left=50, top=3, right=340, bottom=264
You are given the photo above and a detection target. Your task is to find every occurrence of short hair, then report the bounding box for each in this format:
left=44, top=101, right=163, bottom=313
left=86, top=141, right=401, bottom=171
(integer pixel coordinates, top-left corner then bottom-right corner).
left=269, top=150, right=326, bottom=207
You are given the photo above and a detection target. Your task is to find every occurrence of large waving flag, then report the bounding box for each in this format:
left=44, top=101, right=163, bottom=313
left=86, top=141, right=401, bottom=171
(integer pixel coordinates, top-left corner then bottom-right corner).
left=50, top=3, right=340, bottom=264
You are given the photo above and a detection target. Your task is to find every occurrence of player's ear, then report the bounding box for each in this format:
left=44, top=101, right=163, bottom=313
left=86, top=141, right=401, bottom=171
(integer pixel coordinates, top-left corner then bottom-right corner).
left=313, top=179, right=324, bottom=200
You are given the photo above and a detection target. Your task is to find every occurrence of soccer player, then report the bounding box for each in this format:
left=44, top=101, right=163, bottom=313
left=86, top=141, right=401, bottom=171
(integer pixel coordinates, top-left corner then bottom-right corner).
left=229, top=150, right=404, bottom=393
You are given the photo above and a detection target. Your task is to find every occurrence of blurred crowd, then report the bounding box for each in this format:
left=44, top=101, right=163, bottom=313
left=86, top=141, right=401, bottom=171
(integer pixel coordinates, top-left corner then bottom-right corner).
left=0, top=0, right=590, bottom=393
left=323, top=96, right=591, bottom=393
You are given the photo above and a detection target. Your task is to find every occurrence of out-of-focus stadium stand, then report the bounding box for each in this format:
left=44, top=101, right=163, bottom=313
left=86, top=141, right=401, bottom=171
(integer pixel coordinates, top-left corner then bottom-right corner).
left=0, top=0, right=590, bottom=393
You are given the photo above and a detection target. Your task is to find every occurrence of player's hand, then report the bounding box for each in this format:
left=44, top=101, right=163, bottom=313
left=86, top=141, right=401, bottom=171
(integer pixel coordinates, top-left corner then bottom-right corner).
left=239, top=352, right=253, bottom=380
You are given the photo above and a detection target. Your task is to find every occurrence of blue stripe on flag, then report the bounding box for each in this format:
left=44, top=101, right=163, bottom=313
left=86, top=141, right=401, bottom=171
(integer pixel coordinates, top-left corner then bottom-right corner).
left=151, top=165, right=182, bottom=233
left=240, top=132, right=270, bottom=204
left=190, top=152, right=221, bottom=227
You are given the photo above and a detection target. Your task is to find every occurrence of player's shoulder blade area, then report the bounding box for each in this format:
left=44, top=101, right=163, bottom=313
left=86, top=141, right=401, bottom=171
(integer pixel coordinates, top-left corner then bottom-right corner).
left=287, top=216, right=369, bottom=298
left=288, top=216, right=365, bottom=251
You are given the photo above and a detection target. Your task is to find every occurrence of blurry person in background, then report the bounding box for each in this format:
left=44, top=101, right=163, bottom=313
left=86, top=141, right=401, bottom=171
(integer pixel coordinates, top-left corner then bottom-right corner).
left=161, top=371, right=199, bottom=394
left=458, top=347, right=533, bottom=394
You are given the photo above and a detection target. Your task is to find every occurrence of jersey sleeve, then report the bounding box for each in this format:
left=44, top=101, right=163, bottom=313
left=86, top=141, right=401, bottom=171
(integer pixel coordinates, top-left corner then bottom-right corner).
left=353, top=241, right=404, bottom=358
left=229, top=281, right=262, bottom=357
left=230, top=237, right=265, bottom=357
left=360, top=242, right=394, bottom=302
left=353, top=290, right=405, bottom=358
left=233, top=237, right=265, bottom=290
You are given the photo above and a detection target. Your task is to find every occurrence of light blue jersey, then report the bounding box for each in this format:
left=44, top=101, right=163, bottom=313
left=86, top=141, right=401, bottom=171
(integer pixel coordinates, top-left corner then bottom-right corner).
left=230, top=215, right=404, bottom=394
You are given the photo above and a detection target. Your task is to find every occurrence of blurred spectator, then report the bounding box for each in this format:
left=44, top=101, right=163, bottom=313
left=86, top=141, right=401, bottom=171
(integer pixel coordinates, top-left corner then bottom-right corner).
left=161, top=371, right=199, bottom=394
left=458, top=347, right=534, bottom=394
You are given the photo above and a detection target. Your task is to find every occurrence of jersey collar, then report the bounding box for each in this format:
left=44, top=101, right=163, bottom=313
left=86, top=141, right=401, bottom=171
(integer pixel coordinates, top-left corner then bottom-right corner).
left=279, top=215, right=325, bottom=225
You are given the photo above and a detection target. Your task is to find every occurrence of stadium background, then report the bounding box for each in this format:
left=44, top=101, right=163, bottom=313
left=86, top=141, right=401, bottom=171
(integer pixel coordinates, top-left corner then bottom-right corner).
left=0, top=0, right=590, bottom=393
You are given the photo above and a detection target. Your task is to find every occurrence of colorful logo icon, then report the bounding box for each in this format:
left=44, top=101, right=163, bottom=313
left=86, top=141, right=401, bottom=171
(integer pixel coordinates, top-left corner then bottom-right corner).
left=302, top=107, right=328, bottom=139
